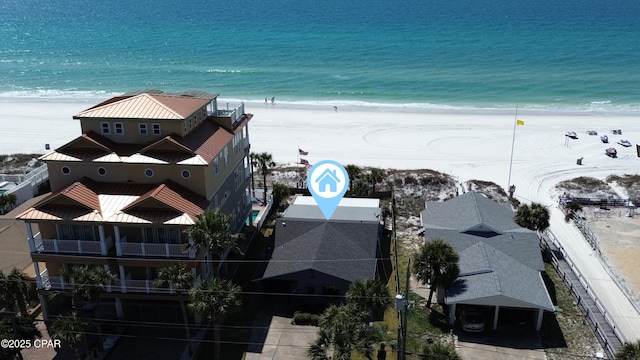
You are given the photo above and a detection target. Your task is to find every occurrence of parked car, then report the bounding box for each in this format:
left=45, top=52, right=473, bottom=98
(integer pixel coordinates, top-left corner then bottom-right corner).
left=618, top=139, right=632, bottom=147
left=461, top=307, right=485, bottom=332
left=601, top=135, right=609, bottom=143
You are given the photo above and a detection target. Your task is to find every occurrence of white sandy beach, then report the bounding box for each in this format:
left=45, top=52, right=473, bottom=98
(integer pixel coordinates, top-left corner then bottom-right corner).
left=2, top=99, right=640, bottom=341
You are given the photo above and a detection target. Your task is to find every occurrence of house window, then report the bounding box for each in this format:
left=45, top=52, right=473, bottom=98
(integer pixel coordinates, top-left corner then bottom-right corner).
left=322, top=285, right=340, bottom=296
left=223, top=147, right=228, bottom=166
left=144, top=168, right=154, bottom=178
left=101, top=122, right=111, bottom=135
left=181, top=170, right=191, bottom=179
left=139, top=123, right=148, bottom=135
left=57, top=224, right=95, bottom=240
left=97, top=167, right=107, bottom=176
left=213, top=157, right=219, bottom=175
left=142, top=227, right=180, bottom=244
left=61, top=166, right=71, bottom=175
left=152, top=123, right=161, bottom=136
left=114, top=122, right=124, bottom=135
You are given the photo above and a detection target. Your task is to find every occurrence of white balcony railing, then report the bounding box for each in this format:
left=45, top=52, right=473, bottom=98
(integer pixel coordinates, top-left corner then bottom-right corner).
left=117, top=242, right=194, bottom=258
left=34, top=236, right=113, bottom=255
left=112, top=278, right=181, bottom=294
left=38, top=270, right=66, bottom=291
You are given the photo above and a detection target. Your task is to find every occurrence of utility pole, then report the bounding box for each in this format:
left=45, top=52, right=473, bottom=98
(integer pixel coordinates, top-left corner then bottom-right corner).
left=396, top=260, right=410, bottom=360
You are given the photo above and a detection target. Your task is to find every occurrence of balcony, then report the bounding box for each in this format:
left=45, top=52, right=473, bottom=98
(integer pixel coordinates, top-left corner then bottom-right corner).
left=116, top=237, right=195, bottom=258
left=37, top=269, right=66, bottom=291
left=112, top=274, right=201, bottom=294
left=33, top=233, right=112, bottom=256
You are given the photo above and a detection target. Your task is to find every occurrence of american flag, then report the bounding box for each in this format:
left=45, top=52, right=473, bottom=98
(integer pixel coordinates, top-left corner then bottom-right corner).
left=300, top=158, right=309, bottom=165
left=298, top=148, right=309, bottom=155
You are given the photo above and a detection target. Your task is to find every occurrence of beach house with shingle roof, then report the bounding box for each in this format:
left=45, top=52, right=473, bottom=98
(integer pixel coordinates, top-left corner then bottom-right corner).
left=17, top=90, right=253, bottom=322
left=420, top=191, right=554, bottom=331
left=258, top=197, right=382, bottom=305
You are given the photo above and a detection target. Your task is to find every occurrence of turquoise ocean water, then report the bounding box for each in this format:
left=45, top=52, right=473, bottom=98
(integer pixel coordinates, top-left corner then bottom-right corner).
left=1, top=0, right=639, bottom=112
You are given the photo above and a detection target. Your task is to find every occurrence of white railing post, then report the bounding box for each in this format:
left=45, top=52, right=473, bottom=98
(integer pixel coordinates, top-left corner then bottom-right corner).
left=119, top=265, right=127, bottom=293
left=99, top=225, right=107, bottom=255
left=77, top=239, right=83, bottom=254
left=26, top=224, right=35, bottom=252
left=166, top=243, right=170, bottom=257
left=34, top=262, right=42, bottom=289
left=141, top=243, right=146, bottom=257
left=54, top=239, right=59, bottom=253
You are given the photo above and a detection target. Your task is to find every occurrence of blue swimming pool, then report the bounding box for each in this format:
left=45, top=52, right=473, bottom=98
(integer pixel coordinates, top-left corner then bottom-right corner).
left=245, top=209, right=259, bottom=225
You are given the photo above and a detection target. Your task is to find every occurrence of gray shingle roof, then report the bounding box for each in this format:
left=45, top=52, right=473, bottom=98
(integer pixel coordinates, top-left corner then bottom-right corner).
left=261, top=218, right=379, bottom=283
left=421, top=191, right=554, bottom=310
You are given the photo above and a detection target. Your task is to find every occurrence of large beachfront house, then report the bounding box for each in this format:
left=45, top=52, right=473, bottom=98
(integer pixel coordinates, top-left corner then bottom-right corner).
left=17, top=90, right=252, bottom=320
left=420, top=191, right=555, bottom=332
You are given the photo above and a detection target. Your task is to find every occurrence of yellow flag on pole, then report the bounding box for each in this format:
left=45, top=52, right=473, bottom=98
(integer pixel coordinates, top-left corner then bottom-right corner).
left=516, top=119, right=524, bottom=126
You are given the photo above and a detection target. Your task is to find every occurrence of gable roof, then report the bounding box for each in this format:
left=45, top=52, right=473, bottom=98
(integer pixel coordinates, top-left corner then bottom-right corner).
left=445, top=242, right=555, bottom=310
left=17, top=178, right=209, bottom=225
left=421, top=191, right=523, bottom=234
left=421, top=191, right=552, bottom=310
left=73, top=93, right=213, bottom=120
left=260, top=218, right=379, bottom=283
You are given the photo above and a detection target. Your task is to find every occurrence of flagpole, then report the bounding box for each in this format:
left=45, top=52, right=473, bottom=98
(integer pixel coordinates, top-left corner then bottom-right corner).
left=507, top=105, right=518, bottom=194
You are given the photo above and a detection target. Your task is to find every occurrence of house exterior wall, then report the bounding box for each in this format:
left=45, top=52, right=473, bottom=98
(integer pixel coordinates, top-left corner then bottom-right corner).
left=78, top=107, right=210, bottom=143
left=23, top=92, right=252, bottom=321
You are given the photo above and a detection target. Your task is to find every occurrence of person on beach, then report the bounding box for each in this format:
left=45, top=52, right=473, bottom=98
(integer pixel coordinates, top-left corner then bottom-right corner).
left=334, top=106, right=338, bottom=112
left=271, top=96, right=275, bottom=105
left=265, top=97, right=268, bottom=105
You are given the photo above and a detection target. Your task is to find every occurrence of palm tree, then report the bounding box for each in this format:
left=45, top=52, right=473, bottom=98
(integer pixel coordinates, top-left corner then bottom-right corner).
left=0, top=268, right=31, bottom=316
left=366, top=168, right=385, bottom=194
left=252, top=152, right=276, bottom=203
left=345, top=278, right=392, bottom=317
left=616, top=340, right=640, bottom=360
left=0, top=193, right=17, bottom=214
left=189, top=278, right=242, bottom=360
left=413, top=238, right=460, bottom=307
left=308, top=303, right=381, bottom=360
left=59, top=264, right=116, bottom=353
left=185, top=208, right=243, bottom=278
left=0, top=315, right=41, bottom=360
left=351, top=180, right=371, bottom=197
left=49, top=312, right=88, bottom=360
left=345, top=165, right=362, bottom=191
left=515, top=202, right=550, bottom=231
left=154, top=263, right=195, bottom=354
left=564, top=201, right=583, bottom=222
left=7, top=268, right=30, bottom=316
left=61, top=265, right=116, bottom=312
left=271, top=182, right=290, bottom=210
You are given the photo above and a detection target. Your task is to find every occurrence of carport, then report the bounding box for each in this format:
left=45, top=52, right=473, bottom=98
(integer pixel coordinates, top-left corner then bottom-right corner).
left=444, top=255, right=556, bottom=332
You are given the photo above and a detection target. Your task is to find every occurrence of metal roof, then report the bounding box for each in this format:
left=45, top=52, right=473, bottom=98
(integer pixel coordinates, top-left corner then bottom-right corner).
left=17, top=178, right=209, bottom=225
left=283, top=204, right=381, bottom=223
left=73, top=93, right=213, bottom=120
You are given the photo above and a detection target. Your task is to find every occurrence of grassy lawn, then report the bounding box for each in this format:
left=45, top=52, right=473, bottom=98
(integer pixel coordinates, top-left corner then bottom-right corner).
left=378, top=235, right=451, bottom=359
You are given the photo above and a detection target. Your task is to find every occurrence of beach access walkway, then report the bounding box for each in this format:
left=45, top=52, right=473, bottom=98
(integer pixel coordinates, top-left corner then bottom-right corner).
left=541, top=230, right=623, bottom=359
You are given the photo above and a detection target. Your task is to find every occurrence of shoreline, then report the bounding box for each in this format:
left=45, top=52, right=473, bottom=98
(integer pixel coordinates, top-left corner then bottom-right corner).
left=0, top=94, right=638, bottom=116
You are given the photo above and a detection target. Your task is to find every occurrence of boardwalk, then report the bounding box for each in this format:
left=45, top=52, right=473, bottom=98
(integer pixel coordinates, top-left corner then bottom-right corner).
left=541, top=231, right=623, bottom=359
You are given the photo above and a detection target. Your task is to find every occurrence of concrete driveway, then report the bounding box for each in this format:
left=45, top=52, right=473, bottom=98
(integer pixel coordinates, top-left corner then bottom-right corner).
left=245, top=306, right=318, bottom=360
left=456, top=326, right=546, bottom=360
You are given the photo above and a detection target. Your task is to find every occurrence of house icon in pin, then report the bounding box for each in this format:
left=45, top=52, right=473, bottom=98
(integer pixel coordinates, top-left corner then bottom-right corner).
left=315, top=169, right=341, bottom=193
